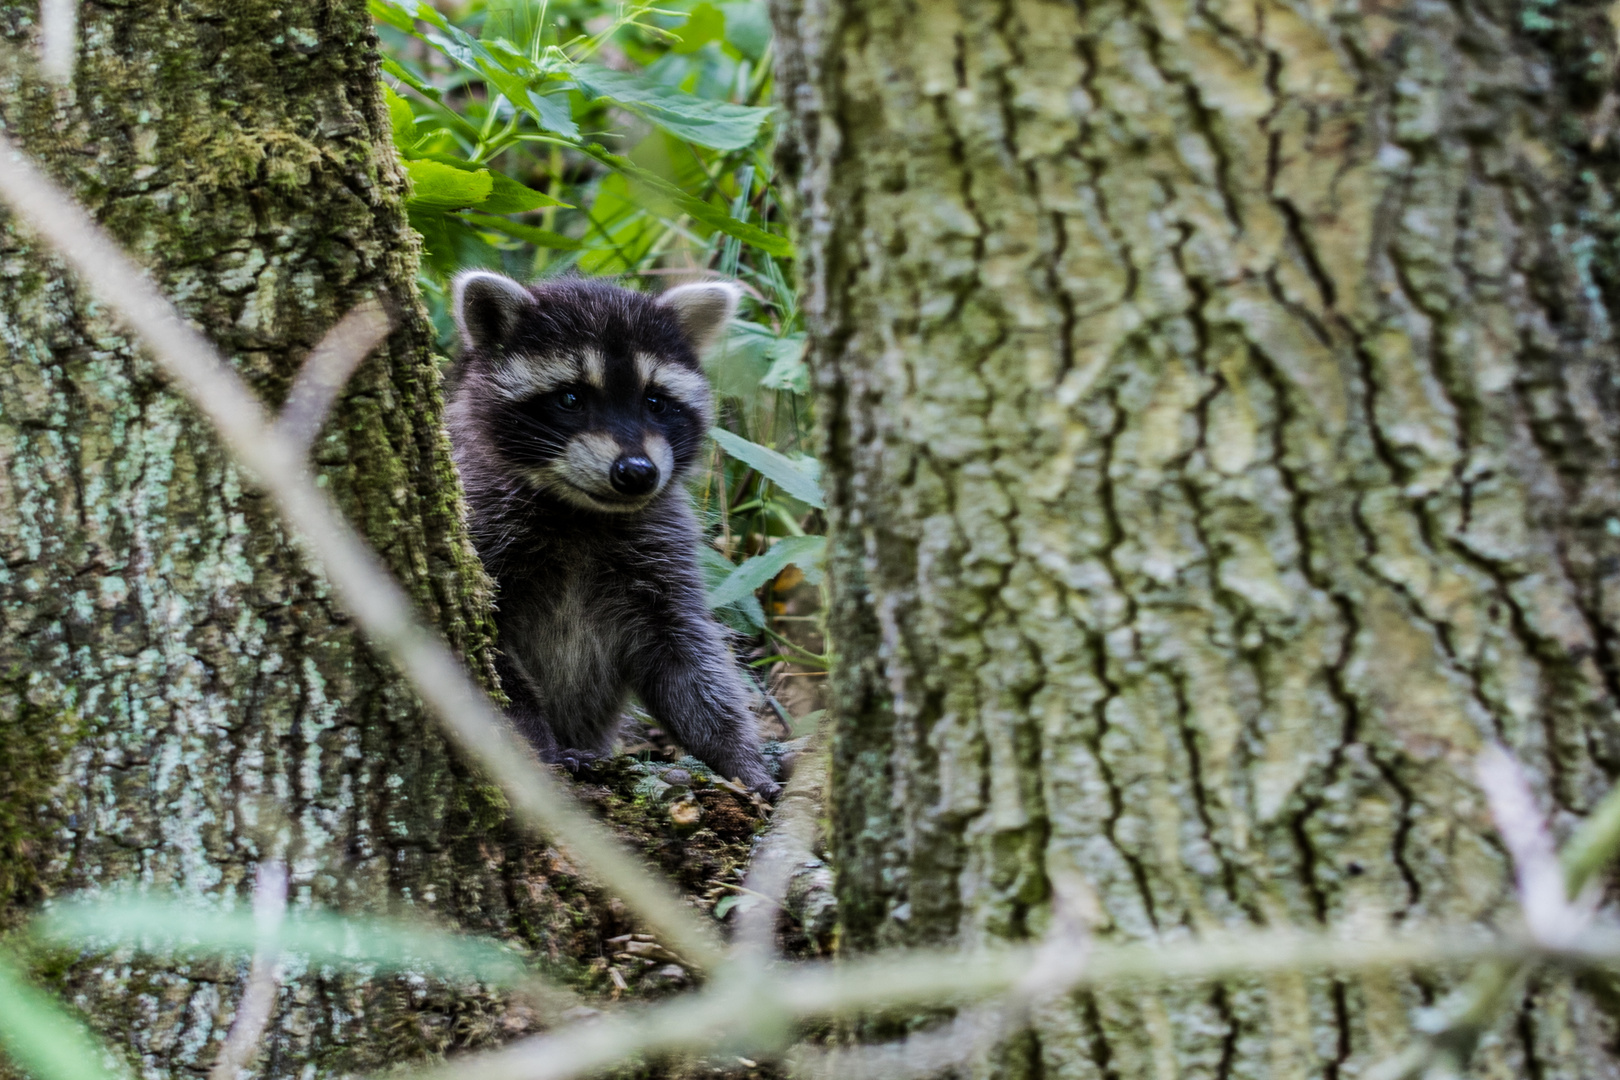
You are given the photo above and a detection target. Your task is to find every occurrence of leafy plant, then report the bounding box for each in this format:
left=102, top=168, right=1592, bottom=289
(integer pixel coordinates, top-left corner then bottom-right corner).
left=374, top=0, right=825, bottom=658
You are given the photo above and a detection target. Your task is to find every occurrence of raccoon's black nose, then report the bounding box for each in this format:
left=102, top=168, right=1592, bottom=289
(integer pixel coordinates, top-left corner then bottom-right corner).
left=610, top=455, right=660, bottom=496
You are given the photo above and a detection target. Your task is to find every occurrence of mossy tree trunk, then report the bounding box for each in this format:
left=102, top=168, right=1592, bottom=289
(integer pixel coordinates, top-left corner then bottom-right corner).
left=774, top=0, right=1620, bottom=1073
left=0, top=3, right=608, bottom=1074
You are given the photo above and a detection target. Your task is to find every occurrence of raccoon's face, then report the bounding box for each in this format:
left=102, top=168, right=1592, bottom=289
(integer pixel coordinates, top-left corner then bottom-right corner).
left=451, top=273, right=738, bottom=514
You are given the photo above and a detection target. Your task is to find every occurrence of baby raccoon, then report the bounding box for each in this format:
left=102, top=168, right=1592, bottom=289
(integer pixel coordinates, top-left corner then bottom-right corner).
left=446, top=271, right=779, bottom=798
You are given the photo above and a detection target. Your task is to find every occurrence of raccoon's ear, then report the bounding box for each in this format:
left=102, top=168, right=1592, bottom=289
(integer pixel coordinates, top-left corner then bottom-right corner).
left=452, top=271, right=532, bottom=353
left=658, top=281, right=741, bottom=356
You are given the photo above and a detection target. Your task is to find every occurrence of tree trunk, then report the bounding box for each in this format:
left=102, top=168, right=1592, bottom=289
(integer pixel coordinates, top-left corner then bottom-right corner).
left=774, top=0, right=1620, bottom=1073
left=0, top=4, right=606, bottom=1073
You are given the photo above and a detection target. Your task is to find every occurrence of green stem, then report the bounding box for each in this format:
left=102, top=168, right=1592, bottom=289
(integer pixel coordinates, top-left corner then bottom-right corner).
left=1562, top=776, right=1620, bottom=897
left=762, top=627, right=829, bottom=669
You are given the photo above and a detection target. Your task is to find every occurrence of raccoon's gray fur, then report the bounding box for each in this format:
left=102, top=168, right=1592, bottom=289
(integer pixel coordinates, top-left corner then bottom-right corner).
left=446, top=271, right=778, bottom=797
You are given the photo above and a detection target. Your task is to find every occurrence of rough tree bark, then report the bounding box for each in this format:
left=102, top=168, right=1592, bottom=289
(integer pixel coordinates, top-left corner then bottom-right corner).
left=0, top=3, right=611, bottom=1074
left=775, top=0, right=1620, bottom=1074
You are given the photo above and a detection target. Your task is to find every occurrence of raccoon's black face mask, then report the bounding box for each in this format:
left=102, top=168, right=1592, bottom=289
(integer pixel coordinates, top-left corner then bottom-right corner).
left=451, top=273, right=736, bottom=514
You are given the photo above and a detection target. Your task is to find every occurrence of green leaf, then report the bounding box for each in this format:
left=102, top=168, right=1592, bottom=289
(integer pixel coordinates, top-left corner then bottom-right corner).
left=480, top=0, right=533, bottom=49
left=712, top=894, right=741, bottom=919
left=384, top=85, right=416, bottom=146
left=370, top=0, right=414, bottom=32
left=709, top=321, right=773, bottom=398
left=406, top=153, right=568, bottom=214
left=33, top=898, right=530, bottom=985
left=720, top=1, right=773, bottom=61
left=405, top=159, right=493, bottom=210
left=760, top=334, right=809, bottom=394
left=698, top=544, right=765, bottom=630
left=407, top=206, right=455, bottom=274
left=408, top=2, right=493, bottom=69
left=406, top=152, right=478, bottom=170
left=525, top=88, right=581, bottom=138
left=582, top=145, right=793, bottom=258
left=405, top=152, right=570, bottom=215
left=710, top=428, right=824, bottom=509
left=789, top=708, right=826, bottom=738
left=674, top=3, right=726, bottom=53
left=481, top=171, right=572, bottom=212
left=709, top=535, right=825, bottom=609
left=459, top=212, right=583, bottom=250
left=380, top=58, right=440, bottom=104
left=575, top=67, right=770, bottom=151
left=0, top=951, right=124, bottom=1080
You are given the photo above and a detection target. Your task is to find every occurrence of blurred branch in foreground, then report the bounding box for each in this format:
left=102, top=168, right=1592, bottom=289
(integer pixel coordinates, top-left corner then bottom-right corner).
left=732, top=736, right=826, bottom=959
left=408, top=926, right=1620, bottom=1080
left=38, top=0, right=76, bottom=83
left=208, top=861, right=288, bottom=1080
left=1366, top=746, right=1620, bottom=1080
left=274, top=302, right=395, bottom=451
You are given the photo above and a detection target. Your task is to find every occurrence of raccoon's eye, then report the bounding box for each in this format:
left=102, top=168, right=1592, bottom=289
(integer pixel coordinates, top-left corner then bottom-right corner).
left=549, top=389, right=582, bottom=412
left=645, top=393, right=668, bottom=415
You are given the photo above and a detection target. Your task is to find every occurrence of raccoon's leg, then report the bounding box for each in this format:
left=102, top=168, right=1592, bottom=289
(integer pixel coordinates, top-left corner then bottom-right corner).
left=495, top=649, right=603, bottom=774
left=630, top=612, right=780, bottom=799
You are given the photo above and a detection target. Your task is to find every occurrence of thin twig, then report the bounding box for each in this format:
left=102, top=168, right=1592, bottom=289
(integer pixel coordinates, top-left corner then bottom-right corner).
left=1363, top=962, right=1521, bottom=1080
left=791, top=879, right=1097, bottom=1080
left=274, top=302, right=394, bottom=450
left=0, top=130, right=724, bottom=971
left=406, top=985, right=749, bottom=1080
left=732, top=737, right=825, bottom=957
left=209, top=861, right=288, bottom=1080
left=1367, top=747, right=1620, bottom=1080
left=1561, top=767, right=1620, bottom=895
left=1476, top=745, right=1593, bottom=945
left=713, top=882, right=786, bottom=908
left=407, top=926, right=1620, bottom=1080
left=787, top=1008, right=1004, bottom=1080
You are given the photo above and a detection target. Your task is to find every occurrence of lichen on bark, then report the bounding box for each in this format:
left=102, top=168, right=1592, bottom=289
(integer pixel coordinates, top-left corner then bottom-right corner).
left=773, top=0, right=1620, bottom=1073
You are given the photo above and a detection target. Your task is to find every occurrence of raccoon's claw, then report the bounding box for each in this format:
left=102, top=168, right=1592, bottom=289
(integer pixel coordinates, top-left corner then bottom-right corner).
left=546, top=748, right=605, bottom=775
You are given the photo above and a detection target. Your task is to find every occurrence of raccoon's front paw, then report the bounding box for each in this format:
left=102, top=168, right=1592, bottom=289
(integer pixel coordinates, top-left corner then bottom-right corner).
left=730, top=770, right=780, bottom=802
left=725, top=756, right=781, bottom=801
left=544, top=748, right=606, bottom=775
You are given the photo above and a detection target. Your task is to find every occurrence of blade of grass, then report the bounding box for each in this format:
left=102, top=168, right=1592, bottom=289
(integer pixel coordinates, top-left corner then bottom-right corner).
left=0, top=951, right=124, bottom=1080
left=35, top=898, right=532, bottom=985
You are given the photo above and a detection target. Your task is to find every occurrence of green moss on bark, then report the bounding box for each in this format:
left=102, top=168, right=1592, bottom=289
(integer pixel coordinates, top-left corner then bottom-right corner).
left=0, top=694, right=80, bottom=923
